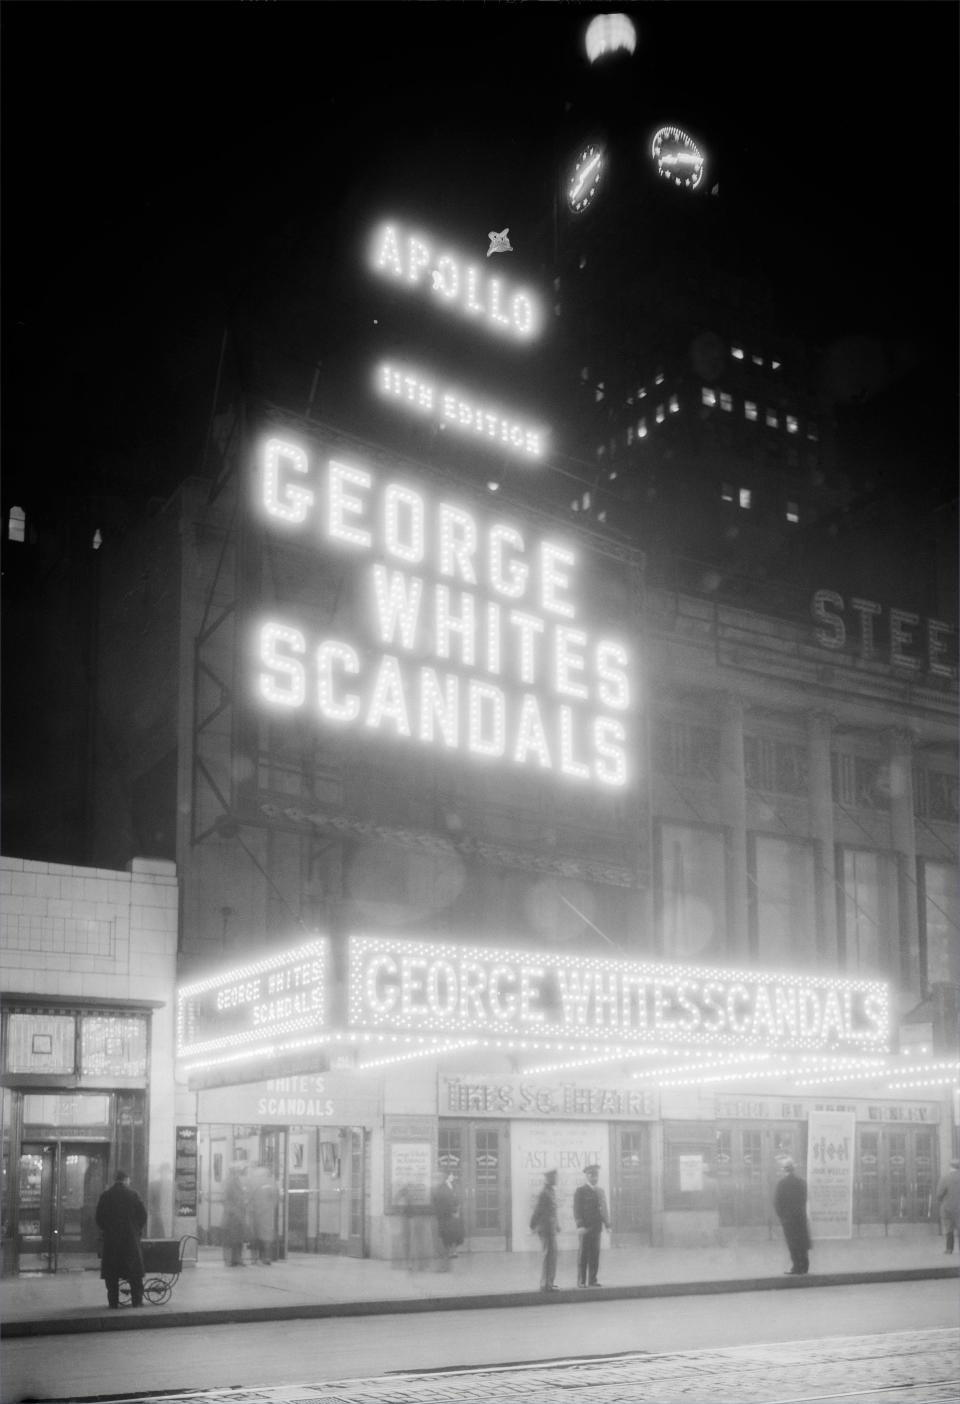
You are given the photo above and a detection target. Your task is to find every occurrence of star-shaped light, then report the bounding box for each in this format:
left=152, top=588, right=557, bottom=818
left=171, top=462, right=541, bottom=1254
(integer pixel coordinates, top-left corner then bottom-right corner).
left=487, top=228, right=512, bottom=257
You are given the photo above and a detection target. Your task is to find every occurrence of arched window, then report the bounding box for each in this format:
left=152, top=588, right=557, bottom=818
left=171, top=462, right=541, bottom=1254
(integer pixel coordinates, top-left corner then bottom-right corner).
left=8, top=505, right=25, bottom=543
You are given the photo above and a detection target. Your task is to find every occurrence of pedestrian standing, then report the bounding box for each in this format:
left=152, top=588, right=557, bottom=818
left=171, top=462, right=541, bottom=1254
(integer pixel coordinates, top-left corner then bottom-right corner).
left=221, top=1164, right=247, bottom=1266
left=95, top=1168, right=147, bottom=1309
left=573, top=1164, right=610, bottom=1288
left=774, top=1158, right=811, bottom=1275
left=936, top=1156, right=960, bottom=1253
left=431, top=1171, right=463, bottom=1267
left=529, top=1168, right=560, bottom=1291
left=248, top=1163, right=279, bottom=1264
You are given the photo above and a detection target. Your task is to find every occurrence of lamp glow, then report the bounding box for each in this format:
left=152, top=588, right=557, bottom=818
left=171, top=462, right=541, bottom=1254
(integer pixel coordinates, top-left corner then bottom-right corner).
left=585, top=14, right=637, bottom=63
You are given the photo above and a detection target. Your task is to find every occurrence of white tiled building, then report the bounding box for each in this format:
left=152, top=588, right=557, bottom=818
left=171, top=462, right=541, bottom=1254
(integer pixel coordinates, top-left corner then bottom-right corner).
left=0, top=856, right=182, bottom=1276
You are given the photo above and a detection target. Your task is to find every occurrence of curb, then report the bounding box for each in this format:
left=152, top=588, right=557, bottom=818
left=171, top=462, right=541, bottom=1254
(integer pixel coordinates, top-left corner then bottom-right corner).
left=4, top=1266, right=956, bottom=1337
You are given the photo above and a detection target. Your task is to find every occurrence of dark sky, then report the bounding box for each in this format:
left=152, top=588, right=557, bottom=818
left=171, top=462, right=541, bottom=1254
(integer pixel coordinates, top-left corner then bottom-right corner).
left=4, top=2, right=958, bottom=514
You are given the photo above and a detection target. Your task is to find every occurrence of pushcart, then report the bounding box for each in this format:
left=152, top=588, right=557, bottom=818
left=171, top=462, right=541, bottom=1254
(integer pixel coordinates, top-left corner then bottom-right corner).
left=120, top=1233, right=198, bottom=1305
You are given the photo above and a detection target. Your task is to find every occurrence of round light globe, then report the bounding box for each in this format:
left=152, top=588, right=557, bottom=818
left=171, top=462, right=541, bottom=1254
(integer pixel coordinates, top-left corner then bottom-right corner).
left=585, top=14, right=637, bottom=63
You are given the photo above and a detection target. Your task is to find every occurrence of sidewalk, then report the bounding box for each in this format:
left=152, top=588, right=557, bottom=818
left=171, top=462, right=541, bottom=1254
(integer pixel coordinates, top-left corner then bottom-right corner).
left=3, top=1235, right=955, bottom=1338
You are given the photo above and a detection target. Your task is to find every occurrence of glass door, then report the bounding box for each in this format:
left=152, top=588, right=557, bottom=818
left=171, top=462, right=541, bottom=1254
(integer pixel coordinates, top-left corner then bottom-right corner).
left=438, top=1120, right=509, bottom=1249
left=17, top=1142, right=108, bottom=1272
left=611, top=1124, right=652, bottom=1243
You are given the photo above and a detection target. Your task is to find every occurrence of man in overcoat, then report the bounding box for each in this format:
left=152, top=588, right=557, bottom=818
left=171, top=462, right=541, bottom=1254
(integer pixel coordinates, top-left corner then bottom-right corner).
left=95, top=1168, right=147, bottom=1308
left=773, top=1158, right=811, bottom=1275
left=529, top=1168, right=559, bottom=1291
left=573, top=1164, right=610, bottom=1288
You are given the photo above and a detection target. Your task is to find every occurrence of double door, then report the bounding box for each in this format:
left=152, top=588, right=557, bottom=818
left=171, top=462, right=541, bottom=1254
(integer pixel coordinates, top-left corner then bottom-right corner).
left=437, top=1120, right=509, bottom=1249
left=856, top=1127, right=937, bottom=1224
left=715, top=1124, right=803, bottom=1228
left=17, top=1141, right=109, bottom=1272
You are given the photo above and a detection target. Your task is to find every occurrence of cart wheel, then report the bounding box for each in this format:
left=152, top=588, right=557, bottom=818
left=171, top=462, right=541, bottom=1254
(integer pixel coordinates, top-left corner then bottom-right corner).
left=144, top=1277, right=172, bottom=1305
left=118, top=1282, right=131, bottom=1304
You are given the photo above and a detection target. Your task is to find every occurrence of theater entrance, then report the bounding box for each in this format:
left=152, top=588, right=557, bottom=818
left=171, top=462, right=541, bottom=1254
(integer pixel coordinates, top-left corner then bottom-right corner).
left=16, top=1142, right=108, bottom=1272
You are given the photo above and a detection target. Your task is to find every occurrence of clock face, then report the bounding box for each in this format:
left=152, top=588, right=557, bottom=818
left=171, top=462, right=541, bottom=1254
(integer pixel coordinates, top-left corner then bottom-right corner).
left=651, top=125, right=705, bottom=191
left=568, top=144, right=604, bottom=213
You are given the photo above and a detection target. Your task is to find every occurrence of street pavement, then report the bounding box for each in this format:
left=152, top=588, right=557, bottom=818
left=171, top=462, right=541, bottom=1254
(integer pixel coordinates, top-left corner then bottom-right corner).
left=30, top=1328, right=960, bottom=1404
left=4, top=1233, right=955, bottom=1336
left=3, top=1280, right=957, bottom=1404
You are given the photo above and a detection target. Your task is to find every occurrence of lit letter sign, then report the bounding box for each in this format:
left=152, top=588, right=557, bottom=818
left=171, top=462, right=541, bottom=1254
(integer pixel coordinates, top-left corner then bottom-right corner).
left=252, top=435, right=634, bottom=790
left=369, top=222, right=544, bottom=341
left=176, top=938, right=328, bottom=1068
left=377, top=363, right=546, bottom=461
left=348, top=936, right=890, bottom=1055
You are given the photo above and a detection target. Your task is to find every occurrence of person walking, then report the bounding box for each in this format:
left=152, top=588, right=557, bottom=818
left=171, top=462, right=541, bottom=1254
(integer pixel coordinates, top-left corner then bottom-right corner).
left=248, top=1163, right=279, bottom=1264
left=221, top=1164, right=247, bottom=1266
left=95, top=1168, right=147, bottom=1309
left=529, top=1168, right=560, bottom=1291
left=431, top=1171, right=463, bottom=1268
left=774, top=1158, right=811, bottom=1275
left=936, top=1156, right=960, bottom=1253
left=573, top=1163, right=610, bottom=1288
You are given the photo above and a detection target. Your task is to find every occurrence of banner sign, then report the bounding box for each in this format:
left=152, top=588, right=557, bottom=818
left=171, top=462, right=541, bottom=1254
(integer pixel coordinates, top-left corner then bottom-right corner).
left=176, top=938, right=327, bottom=1065
left=440, top=1073, right=657, bottom=1121
left=806, top=1109, right=856, bottom=1240
left=349, top=935, right=890, bottom=1054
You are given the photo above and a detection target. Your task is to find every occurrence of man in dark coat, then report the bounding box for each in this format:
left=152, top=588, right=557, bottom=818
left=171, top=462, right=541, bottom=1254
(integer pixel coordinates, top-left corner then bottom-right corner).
left=529, top=1168, right=559, bottom=1291
left=96, top=1169, right=147, bottom=1307
left=573, top=1164, right=610, bottom=1288
left=774, top=1158, right=811, bottom=1275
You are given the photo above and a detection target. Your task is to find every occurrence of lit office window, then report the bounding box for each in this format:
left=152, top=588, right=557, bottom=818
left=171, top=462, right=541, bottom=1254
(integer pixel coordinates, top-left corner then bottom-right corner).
left=638, top=418, right=647, bottom=438
left=656, top=404, right=665, bottom=423
left=771, top=359, right=781, bottom=371
left=807, top=423, right=819, bottom=442
left=731, top=346, right=744, bottom=360
left=786, top=415, right=798, bottom=434
left=669, top=394, right=679, bottom=413
left=719, top=392, right=733, bottom=412
left=721, top=483, right=734, bottom=502
left=654, top=371, right=665, bottom=386
left=637, top=386, right=647, bottom=399
left=751, top=353, right=763, bottom=366
left=739, top=487, right=752, bottom=509
left=765, top=409, right=779, bottom=429
left=8, top=506, right=25, bottom=543
left=701, top=387, right=717, bottom=407
left=744, top=401, right=757, bottom=421
left=626, top=425, right=635, bottom=446
left=786, top=500, right=799, bottom=523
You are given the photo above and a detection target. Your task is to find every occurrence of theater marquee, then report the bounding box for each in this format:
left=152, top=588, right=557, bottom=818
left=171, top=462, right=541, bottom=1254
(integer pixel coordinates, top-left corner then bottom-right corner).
left=348, top=936, right=890, bottom=1055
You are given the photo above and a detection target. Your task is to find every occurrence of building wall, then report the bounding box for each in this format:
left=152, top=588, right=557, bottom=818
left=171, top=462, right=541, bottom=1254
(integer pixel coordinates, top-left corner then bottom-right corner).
left=0, top=855, right=180, bottom=1241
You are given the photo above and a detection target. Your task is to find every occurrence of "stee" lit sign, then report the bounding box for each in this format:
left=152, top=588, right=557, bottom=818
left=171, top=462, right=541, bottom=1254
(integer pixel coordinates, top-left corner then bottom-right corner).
left=376, top=363, right=546, bottom=460
left=254, top=435, right=633, bottom=787
left=349, top=936, right=890, bottom=1054
left=176, top=938, right=328, bottom=1062
left=369, top=222, right=544, bottom=341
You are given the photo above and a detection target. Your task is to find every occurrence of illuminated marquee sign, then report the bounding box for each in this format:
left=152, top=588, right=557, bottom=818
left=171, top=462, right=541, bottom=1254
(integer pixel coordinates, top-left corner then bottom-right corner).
left=176, top=938, right=328, bottom=1062
left=255, top=436, right=633, bottom=788
left=651, top=126, right=706, bottom=191
left=369, top=222, right=544, bottom=341
left=376, top=363, right=546, bottom=460
left=349, top=936, right=890, bottom=1054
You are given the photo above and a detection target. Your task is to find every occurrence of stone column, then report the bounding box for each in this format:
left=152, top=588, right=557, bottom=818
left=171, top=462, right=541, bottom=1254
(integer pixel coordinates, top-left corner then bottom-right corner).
left=886, top=727, right=921, bottom=996
left=806, top=711, right=839, bottom=966
left=720, top=693, right=749, bottom=962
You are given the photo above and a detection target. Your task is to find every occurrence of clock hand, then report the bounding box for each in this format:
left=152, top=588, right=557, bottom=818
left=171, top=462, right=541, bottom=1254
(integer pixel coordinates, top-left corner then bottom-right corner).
left=571, top=153, right=601, bottom=200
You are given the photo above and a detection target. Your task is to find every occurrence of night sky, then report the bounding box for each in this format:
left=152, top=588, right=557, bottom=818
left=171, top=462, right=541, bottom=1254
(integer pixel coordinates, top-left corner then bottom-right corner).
left=4, top=2, right=958, bottom=521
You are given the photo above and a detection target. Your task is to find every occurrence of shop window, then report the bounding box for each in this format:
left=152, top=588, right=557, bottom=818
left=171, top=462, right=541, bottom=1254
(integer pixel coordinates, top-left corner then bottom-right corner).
left=80, top=1015, right=148, bottom=1080
left=921, top=860, right=960, bottom=985
left=751, top=835, right=817, bottom=967
left=658, top=823, right=727, bottom=961
left=839, top=848, right=896, bottom=977
left=5, top=1014, right=76, bottom=1075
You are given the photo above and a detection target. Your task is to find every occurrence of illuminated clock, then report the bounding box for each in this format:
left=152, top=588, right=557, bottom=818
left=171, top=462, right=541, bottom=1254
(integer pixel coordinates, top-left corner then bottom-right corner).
left=568, top=144, right=604, bottom=214
left=650, top=125, right=706, bottom=192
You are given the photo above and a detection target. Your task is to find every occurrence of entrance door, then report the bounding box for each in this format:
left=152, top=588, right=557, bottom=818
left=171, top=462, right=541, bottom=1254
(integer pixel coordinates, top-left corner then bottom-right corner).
left=438, top=1120, right=509, bottom=1250
left=855, top=1127, right=939, bottom=1226
left=715, top=1124, right=803, bottom=1230
left=17, top=1142, right=108, bottom=1272
left=259, top=1128, right=287, bottom=1260
left=611, top=1124, right=652, bottom=1243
